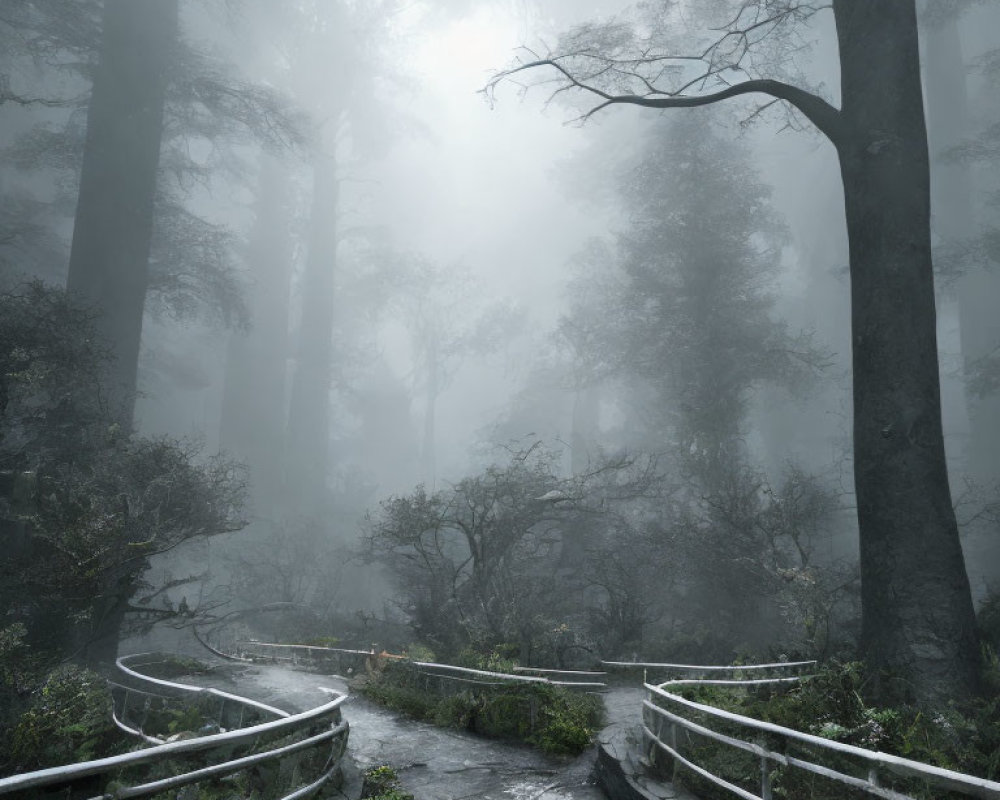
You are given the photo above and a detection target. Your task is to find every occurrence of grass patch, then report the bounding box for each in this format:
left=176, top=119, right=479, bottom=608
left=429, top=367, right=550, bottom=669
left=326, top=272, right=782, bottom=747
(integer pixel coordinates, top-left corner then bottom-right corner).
left=362, top=661, right=603, bottom=756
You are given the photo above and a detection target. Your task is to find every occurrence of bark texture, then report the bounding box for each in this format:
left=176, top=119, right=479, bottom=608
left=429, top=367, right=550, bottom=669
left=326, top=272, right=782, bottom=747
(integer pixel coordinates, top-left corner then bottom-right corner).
left=66, top=0, right=177, bottom=424
left=834, top=0, right=980, bottom=702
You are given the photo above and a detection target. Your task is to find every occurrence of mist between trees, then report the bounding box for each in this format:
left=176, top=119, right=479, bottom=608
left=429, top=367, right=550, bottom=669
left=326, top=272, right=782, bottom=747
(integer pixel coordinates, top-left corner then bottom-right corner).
left=3, top=1, right=1000, bottom=766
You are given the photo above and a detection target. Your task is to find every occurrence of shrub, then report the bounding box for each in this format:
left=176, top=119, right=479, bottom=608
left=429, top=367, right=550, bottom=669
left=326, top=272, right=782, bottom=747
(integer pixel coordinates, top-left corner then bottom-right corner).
left=7, top=664, right=125, bottom=773
left=361, top=764, right=414, bottom=800
left=361, top=661, right=603, bottom=756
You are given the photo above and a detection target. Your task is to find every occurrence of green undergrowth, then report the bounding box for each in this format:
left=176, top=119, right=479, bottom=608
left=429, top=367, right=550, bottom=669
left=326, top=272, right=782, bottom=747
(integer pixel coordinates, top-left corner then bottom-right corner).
left=5, top=664, right=127, bottom=775
left=660, top=660, right=1000, bottom=800
left=361, top=661, right=603, bottom=756
left=361, top=764, right=415, bottom=799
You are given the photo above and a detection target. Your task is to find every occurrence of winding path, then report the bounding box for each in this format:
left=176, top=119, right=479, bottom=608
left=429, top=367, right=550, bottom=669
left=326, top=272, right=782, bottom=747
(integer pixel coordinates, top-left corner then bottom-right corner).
left=178, top=659, right=612, bottom=799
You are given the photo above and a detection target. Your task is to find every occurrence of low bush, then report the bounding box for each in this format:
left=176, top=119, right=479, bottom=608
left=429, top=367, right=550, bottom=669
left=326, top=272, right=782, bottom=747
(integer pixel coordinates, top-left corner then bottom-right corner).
left=361, top=661, right=603, bottom=756
left=361, top=764, right=415, bottom=800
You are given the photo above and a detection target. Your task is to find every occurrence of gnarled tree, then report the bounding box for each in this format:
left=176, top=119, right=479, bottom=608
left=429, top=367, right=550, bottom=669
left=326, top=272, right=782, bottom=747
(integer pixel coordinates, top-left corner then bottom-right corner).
left=487, top=0, right=980, bottom=704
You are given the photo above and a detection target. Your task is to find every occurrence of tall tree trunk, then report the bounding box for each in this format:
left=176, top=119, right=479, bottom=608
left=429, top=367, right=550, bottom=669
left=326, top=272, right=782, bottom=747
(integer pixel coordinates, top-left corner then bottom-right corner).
left=286, top=151, right=338, bottom=511
left=421, top=330, right=439, bottom=489
left=66, top=0, right=177, bottom=426
left=66, top=0, right=176, bottom=667
left=220, top=153, right=294, bottom=512
left=834, top=0, right=980, bottom=702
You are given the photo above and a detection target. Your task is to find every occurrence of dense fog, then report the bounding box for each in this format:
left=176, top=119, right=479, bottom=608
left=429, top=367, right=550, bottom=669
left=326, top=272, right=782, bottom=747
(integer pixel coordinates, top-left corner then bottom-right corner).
left=2, top=0, right=1000, bottom=714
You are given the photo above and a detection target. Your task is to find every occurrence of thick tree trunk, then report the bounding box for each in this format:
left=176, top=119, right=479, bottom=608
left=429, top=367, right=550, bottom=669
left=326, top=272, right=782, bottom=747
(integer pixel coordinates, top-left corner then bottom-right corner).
left=286, top=151, right=338, bottom=510
left=66, top=0, right=176, bottom=667
left=220, top=153, right=294, bottom=512
left=834, top=0, right=980, bottom=702
left=66, top=0, right=177, bottom=425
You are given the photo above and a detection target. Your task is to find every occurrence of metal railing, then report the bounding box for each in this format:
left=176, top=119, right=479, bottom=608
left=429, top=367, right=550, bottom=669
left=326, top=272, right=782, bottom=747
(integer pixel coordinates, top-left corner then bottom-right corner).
left=602, top=658, right=817, bottom=681
left=0, top=653, right=349, bottom=800
left=639, top=668, right=1000, bottom=800
left=224, top=639, right=608, bottom=691
left=231, top=640, right=376, bottom=675
left=410, top=660, right=606, bottom=691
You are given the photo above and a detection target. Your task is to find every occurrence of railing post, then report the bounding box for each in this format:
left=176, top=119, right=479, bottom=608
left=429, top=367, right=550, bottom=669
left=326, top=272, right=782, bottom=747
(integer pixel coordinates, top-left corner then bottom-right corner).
left=760, top=755, right=772, bottom=800
left=669, top=720, right=679, bottom=782
left=869, top=766, right=880, bottom=788
left=648, top=709, right=663, bottom=768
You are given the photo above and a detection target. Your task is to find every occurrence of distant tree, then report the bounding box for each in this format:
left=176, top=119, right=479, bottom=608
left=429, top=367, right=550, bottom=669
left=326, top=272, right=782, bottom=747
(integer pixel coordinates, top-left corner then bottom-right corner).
left=389, top=257, right=522, bottom=487
left=925, top=3, right=1000, bottom=482
left=561, top=109, right=822, bottom=482
left=219, top=152, right=295, bottom=511
left=364, top=442, right=657, bottom=660
left=283, top=0, right=402, bottom=511
left=65, top=0, right=178, bottom=421
left=488, top=0, right=982, bottom=704
left=1, top=0, right=305, bottom=420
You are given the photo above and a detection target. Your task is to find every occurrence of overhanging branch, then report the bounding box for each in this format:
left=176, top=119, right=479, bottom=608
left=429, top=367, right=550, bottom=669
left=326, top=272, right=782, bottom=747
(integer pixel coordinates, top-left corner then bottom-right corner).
left=486, top=58, right=844, bottom=144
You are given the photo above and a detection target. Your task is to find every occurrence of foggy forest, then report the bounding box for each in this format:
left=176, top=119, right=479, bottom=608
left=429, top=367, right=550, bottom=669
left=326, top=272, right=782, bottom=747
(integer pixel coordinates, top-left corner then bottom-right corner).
left=2, top=2, right=1000, bottom=799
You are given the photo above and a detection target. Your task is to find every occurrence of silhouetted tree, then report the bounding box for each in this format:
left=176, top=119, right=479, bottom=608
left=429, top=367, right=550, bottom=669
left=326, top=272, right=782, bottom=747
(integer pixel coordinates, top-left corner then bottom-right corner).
left=0, top=282, right=246, bottom=667
left=65, top=0, right=177, bottom=421
left=365, top=443, right=657, bottom=660
left=489, top=0, right=981, bottom=704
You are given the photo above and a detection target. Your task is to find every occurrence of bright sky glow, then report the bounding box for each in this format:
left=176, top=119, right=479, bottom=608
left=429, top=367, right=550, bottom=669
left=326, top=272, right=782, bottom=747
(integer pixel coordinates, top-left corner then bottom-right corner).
left=409, top=7, right=526, bottom=93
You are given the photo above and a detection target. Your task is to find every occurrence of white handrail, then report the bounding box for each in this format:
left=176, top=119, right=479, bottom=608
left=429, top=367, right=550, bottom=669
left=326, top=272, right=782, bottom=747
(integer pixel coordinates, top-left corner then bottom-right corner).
left=231, top=640, right=609, bottom=689
left=0, top=656, right=349, bottom=799
left=513, top=666, right=607, bottom=677
left=116, top=653, right=290, bottom=718
left=237, top=640, right=376, bottom=657
left=643, top=675, right=1000, bottom=800
left=603, top=658, right=816, bottom=671
left=411, top=660, right=606, bottom=689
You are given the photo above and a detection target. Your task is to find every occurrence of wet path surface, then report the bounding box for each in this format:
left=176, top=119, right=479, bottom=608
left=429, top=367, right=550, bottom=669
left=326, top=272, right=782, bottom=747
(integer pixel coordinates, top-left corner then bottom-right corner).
left=180, top=660, right=610, bottom=800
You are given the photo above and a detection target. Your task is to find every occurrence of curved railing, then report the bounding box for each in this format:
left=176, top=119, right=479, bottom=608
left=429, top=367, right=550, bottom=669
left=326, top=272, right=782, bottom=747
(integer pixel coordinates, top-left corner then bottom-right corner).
left=229, top=639, right=608, bottom=691
left=638, top=668, right=1000, bottom=800
left=601, top=658, right=818, bottom=681
left=230, top=640, right=375, bottom=675
left=0, top=653, right=349, bottom=800
left=404, top=660, right=606, bottom=691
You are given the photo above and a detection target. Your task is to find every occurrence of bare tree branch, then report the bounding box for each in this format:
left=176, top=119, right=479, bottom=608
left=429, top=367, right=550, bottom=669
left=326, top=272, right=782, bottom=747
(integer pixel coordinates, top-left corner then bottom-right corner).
left=482, top=2, right=843, bottom=141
